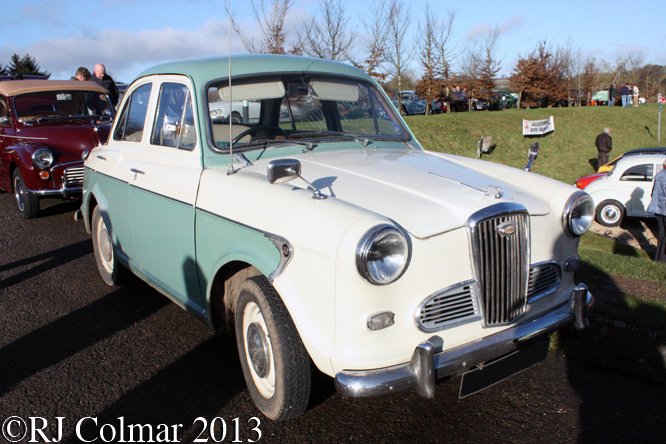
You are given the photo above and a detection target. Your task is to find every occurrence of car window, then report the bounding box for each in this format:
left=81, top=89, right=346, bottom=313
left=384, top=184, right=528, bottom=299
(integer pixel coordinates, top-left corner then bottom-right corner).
left=113, top=83, right=152, bottom=142
left=207, top=75, right=408, bottom=150
left=13, top=91, right=114, bottom=121
left=620, top=164, right=653, bottom=181
left=0, top=96, right=10, bottom=125
left=151, top=82, right=196, bottom=150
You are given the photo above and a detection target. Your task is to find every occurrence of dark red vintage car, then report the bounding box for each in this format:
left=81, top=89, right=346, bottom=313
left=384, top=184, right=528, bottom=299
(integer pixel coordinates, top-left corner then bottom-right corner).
left=0, top=80, right=114, bottom=218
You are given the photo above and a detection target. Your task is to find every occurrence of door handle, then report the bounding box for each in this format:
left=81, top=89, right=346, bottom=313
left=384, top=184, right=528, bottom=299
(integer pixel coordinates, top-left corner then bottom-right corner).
left=130, top=168, right=145, bottom=180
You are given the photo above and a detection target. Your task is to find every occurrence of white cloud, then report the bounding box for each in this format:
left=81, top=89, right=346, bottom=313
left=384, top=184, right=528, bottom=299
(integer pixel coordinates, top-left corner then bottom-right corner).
left=465, top=15, right=525, bottom=41
left=0, top=17, right=249, bottom=83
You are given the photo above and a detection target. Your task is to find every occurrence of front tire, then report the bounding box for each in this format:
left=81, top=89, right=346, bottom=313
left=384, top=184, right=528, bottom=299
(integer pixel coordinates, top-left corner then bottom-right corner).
left=235, top=276, right=311, bottom=421
left=92, top=205, right=129, bottom=286
left=13, top=169, right=39, bottom=219
left=596, top=199, right=625, bottom=227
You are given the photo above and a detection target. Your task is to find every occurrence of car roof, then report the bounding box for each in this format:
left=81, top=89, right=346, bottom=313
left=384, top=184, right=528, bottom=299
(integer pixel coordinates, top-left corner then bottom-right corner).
left=0, top=80, right=109, bottom=96
left=137, top=54, right=372, bottom=87
left=616, top=153, right=666, bottom=167
left=622, top=147, right=666, bottom=156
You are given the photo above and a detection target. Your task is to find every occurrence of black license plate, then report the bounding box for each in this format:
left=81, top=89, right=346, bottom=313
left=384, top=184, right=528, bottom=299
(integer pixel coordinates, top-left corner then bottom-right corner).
left=459, top=337, right=550, bottom=398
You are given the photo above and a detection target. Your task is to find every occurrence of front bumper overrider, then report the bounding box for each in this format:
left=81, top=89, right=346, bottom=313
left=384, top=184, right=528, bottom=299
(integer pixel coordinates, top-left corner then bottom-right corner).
left=335, top=284, right=593, bottom=399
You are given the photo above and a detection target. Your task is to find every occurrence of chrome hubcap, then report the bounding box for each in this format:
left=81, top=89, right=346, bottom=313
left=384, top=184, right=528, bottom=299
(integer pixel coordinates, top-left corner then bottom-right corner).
left=14, top=176, right=25, bottom=212
left=247, top=322, right=270, bottom=378
left=602, top=206, right=620, bottom=223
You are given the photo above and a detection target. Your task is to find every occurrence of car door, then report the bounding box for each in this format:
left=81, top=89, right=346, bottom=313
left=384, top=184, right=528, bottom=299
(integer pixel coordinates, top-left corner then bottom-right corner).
left=127, top=79, right=204, bottom=314
left=92, top=81, right=154, bottom=261
left=617, top=162, right=654, bottom=217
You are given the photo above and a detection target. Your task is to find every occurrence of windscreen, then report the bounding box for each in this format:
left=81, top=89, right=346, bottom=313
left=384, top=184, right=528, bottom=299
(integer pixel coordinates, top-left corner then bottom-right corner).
left=14, top=90, right=115, bottom=120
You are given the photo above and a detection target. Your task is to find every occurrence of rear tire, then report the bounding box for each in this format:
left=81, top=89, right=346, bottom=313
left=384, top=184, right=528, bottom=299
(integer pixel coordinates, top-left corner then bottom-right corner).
left=596, top=200, right=625, bottom=227
left=92, top=205, right=129, bottom=286
left=13, top=169, right=39, bottom=219
left=235, top=276, right=311, bottom=421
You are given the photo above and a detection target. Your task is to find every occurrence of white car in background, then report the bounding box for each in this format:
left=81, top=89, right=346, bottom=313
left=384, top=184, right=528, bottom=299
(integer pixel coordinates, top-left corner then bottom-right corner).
left=576, top=152, right=666, bottom=226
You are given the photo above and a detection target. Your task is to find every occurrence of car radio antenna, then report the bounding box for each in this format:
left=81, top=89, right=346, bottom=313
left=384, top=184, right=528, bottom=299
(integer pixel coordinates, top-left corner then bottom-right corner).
left=227, top=1, right=238, bottom=175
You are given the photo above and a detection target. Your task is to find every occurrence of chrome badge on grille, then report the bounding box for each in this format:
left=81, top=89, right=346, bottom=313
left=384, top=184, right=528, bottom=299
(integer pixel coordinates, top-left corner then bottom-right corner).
left=497, top=222, right=517, bottom=237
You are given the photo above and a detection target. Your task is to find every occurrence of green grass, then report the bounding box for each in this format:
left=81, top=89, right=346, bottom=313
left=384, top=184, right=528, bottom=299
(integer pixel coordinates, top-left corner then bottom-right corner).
left=407, top=104, right=664, bottom=184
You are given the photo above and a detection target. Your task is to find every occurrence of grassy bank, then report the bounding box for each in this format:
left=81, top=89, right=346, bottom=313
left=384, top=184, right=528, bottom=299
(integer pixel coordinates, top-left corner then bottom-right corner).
left=407, top=104, right=664, bottom=184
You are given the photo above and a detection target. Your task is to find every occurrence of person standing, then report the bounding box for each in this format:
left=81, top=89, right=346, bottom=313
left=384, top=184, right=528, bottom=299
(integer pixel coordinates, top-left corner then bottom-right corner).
left=620, top=84, right=629, bottom=107
left=608, top=83, right=616, bottom=106
left=632, top=84, right=640, bottom=107
left=595, top=128, right=612, bottom=170
left=648, top=160, right=666, bottom=262
left=93, top=63, right=120, bottom=107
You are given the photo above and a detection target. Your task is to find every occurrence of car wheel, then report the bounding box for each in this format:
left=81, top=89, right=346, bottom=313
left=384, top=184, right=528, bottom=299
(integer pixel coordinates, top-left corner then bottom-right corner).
left=596, top=200, right=625, bottom=227
left=92, top=205, right=129, bottom=286
left=235, top=276, right=311, bottom=421
left=401, top=107, right=408, bottom=116
left=13, top=169, right=39, bottom=219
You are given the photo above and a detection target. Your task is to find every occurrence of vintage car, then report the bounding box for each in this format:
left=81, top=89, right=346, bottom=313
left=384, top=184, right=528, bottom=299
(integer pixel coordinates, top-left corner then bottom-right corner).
left=0, top=80, right=114, bottom=218
left=597, top=147, right=666, bottom=173
left=575, top=152, right=666, bottom=226
left=391, top=90, right=441, bottom=115
left=81, top=55, right=594, bottom=421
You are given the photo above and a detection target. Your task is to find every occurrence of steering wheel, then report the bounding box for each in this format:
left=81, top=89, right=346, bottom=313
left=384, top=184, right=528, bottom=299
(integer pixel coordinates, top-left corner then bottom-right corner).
left=232, top=125, right=289, bottom=145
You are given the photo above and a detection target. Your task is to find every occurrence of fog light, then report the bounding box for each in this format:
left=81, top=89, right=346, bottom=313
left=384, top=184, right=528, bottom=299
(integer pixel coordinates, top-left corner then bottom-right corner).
left=565, top=257, right=581, bottom=272
left=39, top=171, right=50, bottom=180
left=367, top=311, right=395, bottom=331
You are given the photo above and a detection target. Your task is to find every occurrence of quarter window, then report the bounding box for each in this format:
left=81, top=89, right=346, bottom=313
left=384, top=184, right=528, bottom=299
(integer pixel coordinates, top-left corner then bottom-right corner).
left=151, top=83, right=197, bottom=150
left=620, top=164, right=653, bottom=181
left=113, top=83, right=152, bottom=142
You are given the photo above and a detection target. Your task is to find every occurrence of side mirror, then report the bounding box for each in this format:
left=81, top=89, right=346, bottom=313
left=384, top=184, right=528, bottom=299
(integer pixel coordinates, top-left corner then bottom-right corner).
left=267, top=158, right=301, bottom=184
left=524, top=142, right=539, bottom=172
left=266, top=158, right=327, bottom=200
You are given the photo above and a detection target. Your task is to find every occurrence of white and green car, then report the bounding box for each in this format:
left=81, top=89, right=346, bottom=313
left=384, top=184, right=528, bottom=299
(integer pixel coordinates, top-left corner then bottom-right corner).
left=81, top=55, right=595, bottom=421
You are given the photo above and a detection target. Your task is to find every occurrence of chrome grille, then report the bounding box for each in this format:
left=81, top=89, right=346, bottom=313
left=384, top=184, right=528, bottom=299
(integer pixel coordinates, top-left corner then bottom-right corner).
left=416, top=281, right=481, bottom=332
left=471, top=208, right=529, bottom=326
left=63, top=166, right=85, bottom=185
left=528, top=262, right=560, bottom=302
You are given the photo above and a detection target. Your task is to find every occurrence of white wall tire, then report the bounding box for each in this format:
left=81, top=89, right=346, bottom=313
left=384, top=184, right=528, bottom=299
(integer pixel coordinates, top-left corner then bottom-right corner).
left=235, top=276, right=310, bottom=421
left=91, top=205, right=128, bottom=286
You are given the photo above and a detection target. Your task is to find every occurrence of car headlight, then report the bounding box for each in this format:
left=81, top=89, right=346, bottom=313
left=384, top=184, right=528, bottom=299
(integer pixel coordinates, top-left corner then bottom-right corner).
left=563, top=191, right=594, bottom=237
left=32, top=148, right=54, bottom=169
left=356, top=225, right=410, bottom=285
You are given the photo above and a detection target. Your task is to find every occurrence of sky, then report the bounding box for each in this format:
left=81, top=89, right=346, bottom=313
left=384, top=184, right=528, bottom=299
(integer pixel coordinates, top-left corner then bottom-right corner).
left=2, top=0, right=664, bottom=84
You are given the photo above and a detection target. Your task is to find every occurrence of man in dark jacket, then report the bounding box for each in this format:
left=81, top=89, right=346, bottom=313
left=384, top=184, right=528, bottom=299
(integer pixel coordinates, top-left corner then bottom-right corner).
left=595, top=128, right=612, bottom=170
left=620, top=84, right=630, bottom=107
left=94, top=63, right=120, bottom=107
left=608, top=84, right=616, bottom=106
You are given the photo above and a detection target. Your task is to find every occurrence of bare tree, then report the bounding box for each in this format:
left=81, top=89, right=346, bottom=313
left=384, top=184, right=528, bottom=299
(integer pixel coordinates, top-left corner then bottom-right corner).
left=626, top=51, right=645, bottom=85
left=558, top=37, right=582, bottom=106
left=354, top=0, right=390, bottom=81
left=458, top=26, right=501, bottom=110
left=300, top=0, right=356, bottom=62
left=414, top=6, right=456, bottom=114
left=433, top=10, right=457, bottom=84
left=228, top=0, right=300, bottom=54
left=384, top=0, right=412, bottom=112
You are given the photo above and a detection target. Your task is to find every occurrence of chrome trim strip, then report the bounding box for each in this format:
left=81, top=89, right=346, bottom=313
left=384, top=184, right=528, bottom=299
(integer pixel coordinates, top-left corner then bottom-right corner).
left=335, top=285, right=592, bottom=398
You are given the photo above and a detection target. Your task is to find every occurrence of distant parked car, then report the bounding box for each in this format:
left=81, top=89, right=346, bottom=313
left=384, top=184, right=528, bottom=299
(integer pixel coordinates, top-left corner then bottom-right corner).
left=0, top=80, right=114, bottom=218
left=575, top=152, right=666, bottom=226
left=391, top=90, right=441, bottom=115
left=488, top=90, right=517, bottom=110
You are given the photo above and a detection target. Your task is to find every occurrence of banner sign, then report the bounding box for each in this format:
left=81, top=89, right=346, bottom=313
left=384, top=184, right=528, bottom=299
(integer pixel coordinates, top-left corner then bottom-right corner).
left=658, top=93, right=665, bottom=104
left=522, top=116, right=555, bottom=135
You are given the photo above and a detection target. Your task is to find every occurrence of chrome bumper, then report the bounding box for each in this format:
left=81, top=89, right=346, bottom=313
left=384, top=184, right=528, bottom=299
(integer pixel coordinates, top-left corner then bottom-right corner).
left=335, top=284, right=593, bottom=398
left=27, top=184, right=83, bottom=198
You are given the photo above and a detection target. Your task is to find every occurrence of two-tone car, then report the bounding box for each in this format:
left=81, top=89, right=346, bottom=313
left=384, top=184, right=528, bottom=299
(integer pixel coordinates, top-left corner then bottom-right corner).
left=0, top=80, right=114, bottom=218
left=576, top=151, right=666, bottom=226
left=81, top=54, right=594, bottom=421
